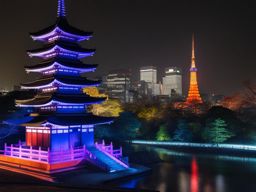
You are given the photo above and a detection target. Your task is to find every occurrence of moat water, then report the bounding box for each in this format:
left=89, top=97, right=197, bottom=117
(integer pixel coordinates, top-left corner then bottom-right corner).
left=109, top=144, right=256, bottom=192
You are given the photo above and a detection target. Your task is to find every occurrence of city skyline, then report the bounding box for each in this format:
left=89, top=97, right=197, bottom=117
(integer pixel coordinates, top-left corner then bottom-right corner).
left=0, top=1, right=255, bottom=191
left=0, top=0, right=255, bottom=95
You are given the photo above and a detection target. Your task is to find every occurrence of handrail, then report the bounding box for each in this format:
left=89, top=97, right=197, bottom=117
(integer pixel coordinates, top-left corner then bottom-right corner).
left=3, top=143, right=89, bottom=164
left=95, top=140, right=129, bottom=168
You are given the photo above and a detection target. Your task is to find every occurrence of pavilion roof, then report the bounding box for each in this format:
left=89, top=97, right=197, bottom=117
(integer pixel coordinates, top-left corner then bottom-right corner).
left=22, top=114, right=114, bottom=127
left=30, top=18, right=93, bottom=38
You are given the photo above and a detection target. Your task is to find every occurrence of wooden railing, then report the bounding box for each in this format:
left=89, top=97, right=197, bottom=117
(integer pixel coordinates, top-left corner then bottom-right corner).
left=2, top=142, right=128, bottom=170
left=4, top=144, right=49, bottom=162
left=3, top=144, right=95, bottom=164
left=49, top=146, right=87, bottom=163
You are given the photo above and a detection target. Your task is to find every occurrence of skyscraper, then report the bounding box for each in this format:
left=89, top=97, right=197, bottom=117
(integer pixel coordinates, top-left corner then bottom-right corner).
left=139, top=66, right=161, bottom=96
left=0, top=0, right=129, bottom=173
left=140, top=66, right=157, bottom=83
left=103, top=69, right=131, bottom=103
left=186, top=35, right=203, bottom=103
left=162, top=67, right=182, bottom=96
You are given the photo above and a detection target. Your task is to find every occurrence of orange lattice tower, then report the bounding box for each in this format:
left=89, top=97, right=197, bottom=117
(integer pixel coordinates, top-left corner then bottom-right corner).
left=186, top=34, right=203, bottom=103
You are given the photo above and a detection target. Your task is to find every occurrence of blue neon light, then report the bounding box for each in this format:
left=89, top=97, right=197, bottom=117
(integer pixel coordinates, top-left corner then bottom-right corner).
left=131, top=140, right=256, bottom=151
left=57, top=0, right=66, bottom=17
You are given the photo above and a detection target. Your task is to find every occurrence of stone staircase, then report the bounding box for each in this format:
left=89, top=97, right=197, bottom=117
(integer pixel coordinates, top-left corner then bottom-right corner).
left=87, top=146, right=128, bottom=172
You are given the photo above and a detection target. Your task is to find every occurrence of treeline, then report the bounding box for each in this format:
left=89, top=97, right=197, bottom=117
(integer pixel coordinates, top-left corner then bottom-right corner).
left=95, top=104, right=256, bottom=144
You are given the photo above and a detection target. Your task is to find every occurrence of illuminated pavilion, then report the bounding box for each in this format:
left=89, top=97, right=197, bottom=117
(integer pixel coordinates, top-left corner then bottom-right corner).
left=186, top=35, right=203, bottom=104
left=0, top=0, right=129, bottom=173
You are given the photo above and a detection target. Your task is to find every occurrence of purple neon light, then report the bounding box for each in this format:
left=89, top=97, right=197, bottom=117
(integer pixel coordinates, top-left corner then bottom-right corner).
left=21, top=79, right=100, bottom=90
left=25, top=62, right=96, bottom=73
left=27, top=45, right=95, bottom=59
left=31, top=27, right=92, bottom=42
left=17, top=99, right=104, bottom=108
left=190, top=67, right=198, bottom=72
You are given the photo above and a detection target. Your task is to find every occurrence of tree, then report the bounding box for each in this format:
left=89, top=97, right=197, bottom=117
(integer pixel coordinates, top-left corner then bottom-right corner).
left=94, top=124, right=112, bottom=140
left=137, top=106, right=160, bottom=121
left=156, top=124, right=171, bottom=141
left=83, top=87, right=107, bottom=98
left=112, top=112, right=141, bottom=141
left=202, top=118, right=234, bottom=143
left=84, top=87, right=123, bottom=117
left=173, top=120, right=193, bottom=142
left=90, top=99, right=123, bottom=117
left=96, top=112, right=141, bottom=141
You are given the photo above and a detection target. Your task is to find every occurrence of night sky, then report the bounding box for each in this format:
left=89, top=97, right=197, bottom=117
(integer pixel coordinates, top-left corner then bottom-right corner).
left=0, top=0, right=255, bottom=95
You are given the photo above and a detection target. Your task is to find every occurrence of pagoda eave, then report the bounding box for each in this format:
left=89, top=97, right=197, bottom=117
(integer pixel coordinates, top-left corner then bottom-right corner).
left=27, top=45, right=95, bottom=59
left=21, top=78, right=101, bottom=89
left=30, top=27, right=92, bottom=43
left=30, top=18, right=93, bottom=41
left=25, top=61, right=98, bottom=73
left=22, top=115, right=114, bottom=127
left=16, top=96, right=106, bottom=107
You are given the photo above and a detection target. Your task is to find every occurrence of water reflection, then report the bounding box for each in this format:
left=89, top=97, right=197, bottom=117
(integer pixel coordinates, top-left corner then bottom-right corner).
left=110, top=145, right=256, bottom=192
left=191, top=157, right=198, bottom=192
left=216, top=175, right=225, bottom=192
left=179, top=171, right=189, bottom=192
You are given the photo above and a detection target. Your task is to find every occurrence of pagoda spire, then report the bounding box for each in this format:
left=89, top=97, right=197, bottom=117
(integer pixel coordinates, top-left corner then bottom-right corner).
left=57, top=0, right=66, bottom=18
left=186, top=34, right=203, bottom=104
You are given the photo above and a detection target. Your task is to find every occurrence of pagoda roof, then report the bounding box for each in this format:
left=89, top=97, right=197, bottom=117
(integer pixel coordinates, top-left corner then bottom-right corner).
left=21, top=76, right=101, bottom=89
left=16, top=93, right=106, bottom=107
left=25, top=59, right=98, bottom=72
left=22, top=114, right=114, bottom=127
left=27, top=41, right=95, bottom=56
left=30, top=18, right=93, bottom=39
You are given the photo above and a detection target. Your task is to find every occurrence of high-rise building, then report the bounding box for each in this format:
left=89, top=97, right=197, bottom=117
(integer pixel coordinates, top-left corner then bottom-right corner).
left=162, top=67, right=182, bottom=96
left=186, top=35, right=203, bottom=103
left=140, top=66, right=157, bottom=83
left=0, top=0, right=129, bottom=173
left=103, top=69, right=132, bottom=103
left=139, top=66, right=161, bottom=96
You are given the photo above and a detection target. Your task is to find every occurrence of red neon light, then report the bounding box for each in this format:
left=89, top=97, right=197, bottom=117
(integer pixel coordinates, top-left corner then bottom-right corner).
left=190, top=157, right=199, bottom=192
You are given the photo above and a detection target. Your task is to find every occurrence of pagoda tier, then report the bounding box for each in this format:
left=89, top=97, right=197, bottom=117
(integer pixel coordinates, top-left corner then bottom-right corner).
left=27, top=42, right=95, bottom=59
left=22, top=114, right=114, bottom=151
left=21, top=76, right=101, bottom=90
left=25, top=59, right=97, bottom=74
left=30, top=18, right=93, bottom=43
left=16, top=93, right=106, bottom=107
left=22, top=114, right=113, bottom=127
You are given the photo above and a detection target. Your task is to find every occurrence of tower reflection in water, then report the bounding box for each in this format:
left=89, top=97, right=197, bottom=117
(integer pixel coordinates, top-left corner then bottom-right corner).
left=178, top=157, right=199, bottom=192
left=191, top=157, right=199, bottom=192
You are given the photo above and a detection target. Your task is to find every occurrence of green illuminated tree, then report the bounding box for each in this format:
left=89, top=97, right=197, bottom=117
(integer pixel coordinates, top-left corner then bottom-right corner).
left=202, top=118, right=235, bottom=143
left=156, top=124, right=171, bottom=141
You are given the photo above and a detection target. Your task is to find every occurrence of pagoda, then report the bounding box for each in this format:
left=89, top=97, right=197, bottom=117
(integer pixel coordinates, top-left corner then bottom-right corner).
left=0, top=0, right=129, bottom=173
left=186, top=35, right=203, bottom=104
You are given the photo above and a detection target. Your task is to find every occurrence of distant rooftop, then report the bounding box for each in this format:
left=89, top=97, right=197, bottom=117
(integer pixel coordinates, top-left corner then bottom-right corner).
left=140, top=66, right=157, bottom=71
